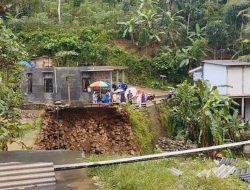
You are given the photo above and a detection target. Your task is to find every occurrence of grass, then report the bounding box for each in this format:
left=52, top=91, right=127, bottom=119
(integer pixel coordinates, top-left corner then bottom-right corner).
left=87, top=155, right=249, bottom=190
left=156, top=103, right=172, bottom=137
left=125, top=105, right=154, bottom=154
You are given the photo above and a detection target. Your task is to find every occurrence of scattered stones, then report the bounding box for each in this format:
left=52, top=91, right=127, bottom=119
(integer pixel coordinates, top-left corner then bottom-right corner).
left=35, top=107, right=138, bottom=155
left=157, top=137, right=197, bottom=152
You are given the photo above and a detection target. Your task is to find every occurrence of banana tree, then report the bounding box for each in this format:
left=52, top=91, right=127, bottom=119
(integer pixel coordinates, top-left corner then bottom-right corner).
left=158, top=9, right=186, bottom=47
left=168, top=80, right=249, bottom=147
left=237, top=7, right=250, bottom=39
left=137, top=9, right=162, bottom=50
left=118, top=18, right=137, bottom=44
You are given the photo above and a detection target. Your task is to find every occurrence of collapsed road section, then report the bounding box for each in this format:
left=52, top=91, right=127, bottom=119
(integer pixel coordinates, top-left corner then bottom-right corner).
left=35, top=106, right=138, bottom=154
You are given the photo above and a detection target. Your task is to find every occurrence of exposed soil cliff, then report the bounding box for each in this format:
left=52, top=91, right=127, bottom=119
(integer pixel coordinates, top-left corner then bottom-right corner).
left=35, top=107, right=138, bottom=154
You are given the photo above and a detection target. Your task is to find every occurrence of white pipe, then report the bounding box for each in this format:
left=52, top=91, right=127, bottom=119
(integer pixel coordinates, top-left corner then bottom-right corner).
left=54, top=140, right=250, bottom=171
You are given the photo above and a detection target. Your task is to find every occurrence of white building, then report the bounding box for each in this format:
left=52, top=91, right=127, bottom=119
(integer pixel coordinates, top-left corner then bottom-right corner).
left=189, top=60, right=250, bottom=120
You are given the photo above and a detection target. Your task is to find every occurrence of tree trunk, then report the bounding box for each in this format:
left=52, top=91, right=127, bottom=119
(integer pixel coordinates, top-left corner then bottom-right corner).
left=213, top=48, right=216, bottom=59
left=131, top=33, right=135, bottom=44
left=187, top=0, right=192, bottom=35
left=58, top=0, right=61, bottom=23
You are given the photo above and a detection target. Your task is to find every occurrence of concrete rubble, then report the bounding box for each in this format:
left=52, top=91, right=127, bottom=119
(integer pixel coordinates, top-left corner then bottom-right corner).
left=157, top=137, right=197, bottom=152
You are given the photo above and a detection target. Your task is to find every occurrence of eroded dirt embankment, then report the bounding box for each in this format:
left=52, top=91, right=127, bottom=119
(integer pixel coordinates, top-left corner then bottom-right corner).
left=35, top=107, right=138, bottom=154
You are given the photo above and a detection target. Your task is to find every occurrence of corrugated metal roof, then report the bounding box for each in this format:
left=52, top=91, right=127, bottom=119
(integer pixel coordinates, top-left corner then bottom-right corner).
left=168, top=167, right=183, bottom=176
left=79, top=65, right=128, bottom=71
left=188, top=66, right=203, bottom=74
left=0, top=162, right=56, bottom=190
left=218, top=157, right=239, bottom=166
left=25, top=66, right=128, bottom=72
left=236, top=168, right=250, bottom=183
left=197, top=164, right=236, bottom=178
left=203, top=60, right=250, bottom=66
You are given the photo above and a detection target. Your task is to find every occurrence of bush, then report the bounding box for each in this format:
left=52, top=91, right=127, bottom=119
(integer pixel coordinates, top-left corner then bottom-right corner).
left=126, top=106, right=154, bottom=154
left=167, top=80, right=250, bottom=147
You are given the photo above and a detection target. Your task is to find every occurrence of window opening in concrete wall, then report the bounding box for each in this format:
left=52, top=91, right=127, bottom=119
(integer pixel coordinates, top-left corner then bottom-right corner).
left=27, top=73, right=32, bottom=93
left=82, top=78, right=90, bottom=92
left=44, top=73, right=53, bottom=93
left=82, top=72, right=91, bottom=92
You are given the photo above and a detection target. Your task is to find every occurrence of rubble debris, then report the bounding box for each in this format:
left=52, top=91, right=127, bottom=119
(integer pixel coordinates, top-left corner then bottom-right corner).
left=35, top=107, right=138, bottom=155
left=157, top=137, right=197, bottom=152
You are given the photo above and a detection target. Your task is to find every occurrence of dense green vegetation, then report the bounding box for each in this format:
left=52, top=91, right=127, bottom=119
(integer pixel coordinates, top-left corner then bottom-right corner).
left=0, top=20, right=27, bottom=150
left=167, top=80, right=249, bottom=147
left=87, top=155, right=249, bottom=190
left=0, top=0, right=249, bottom=85
left=0, top=1, right=249, bottom=188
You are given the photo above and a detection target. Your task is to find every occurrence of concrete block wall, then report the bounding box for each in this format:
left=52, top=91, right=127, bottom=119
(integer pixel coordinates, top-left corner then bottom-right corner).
left=21, top=67, right=112, bottom=104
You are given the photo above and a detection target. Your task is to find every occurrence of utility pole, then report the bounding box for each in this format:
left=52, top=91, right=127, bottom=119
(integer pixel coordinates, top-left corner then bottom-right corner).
left=58, top=0, right=61, bottom=23
left=66, top=77, right=71, bottom=105
left=160, top=75, right=166, bottom=87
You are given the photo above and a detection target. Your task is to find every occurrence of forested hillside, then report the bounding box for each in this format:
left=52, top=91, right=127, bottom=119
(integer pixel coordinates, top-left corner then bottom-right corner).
left=0, top=0, right=249, bottom=85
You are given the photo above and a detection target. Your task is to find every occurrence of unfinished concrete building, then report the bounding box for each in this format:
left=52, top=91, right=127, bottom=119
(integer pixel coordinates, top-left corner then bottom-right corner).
left=21, top=66, right=127, bottom=104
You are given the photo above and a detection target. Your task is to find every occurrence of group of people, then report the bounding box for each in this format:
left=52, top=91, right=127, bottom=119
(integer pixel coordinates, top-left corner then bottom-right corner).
left=92, top=88, right=149, bottom=108
left=92, top=90, right=111, bottom=104
left=92, top=90, right=126, bottom=104
left=126, top=90, right=147, bottom=107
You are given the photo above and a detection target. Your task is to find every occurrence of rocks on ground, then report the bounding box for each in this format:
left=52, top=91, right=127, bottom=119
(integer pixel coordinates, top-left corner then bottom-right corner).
left=157, top=137, right=197, bottom=151
left=35, top=107, right=138, bottom=155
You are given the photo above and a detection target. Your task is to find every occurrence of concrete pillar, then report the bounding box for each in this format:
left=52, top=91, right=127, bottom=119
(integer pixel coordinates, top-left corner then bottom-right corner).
left=110, top=71, right=113, bottom=91
left=243, top=144, right=250, bottom=157
left=116, top=70, right=119, bottom=84
left=242, top=98, right=245, bottom=119
left=122, top=70, right=125, bottom=83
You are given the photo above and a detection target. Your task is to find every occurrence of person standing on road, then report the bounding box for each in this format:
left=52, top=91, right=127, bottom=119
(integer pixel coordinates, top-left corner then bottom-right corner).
left=92, top=91, right=98, bottom=104
left=127, top=90, right=133, bottom=104
left=105, top=90, right=111, bottom=103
